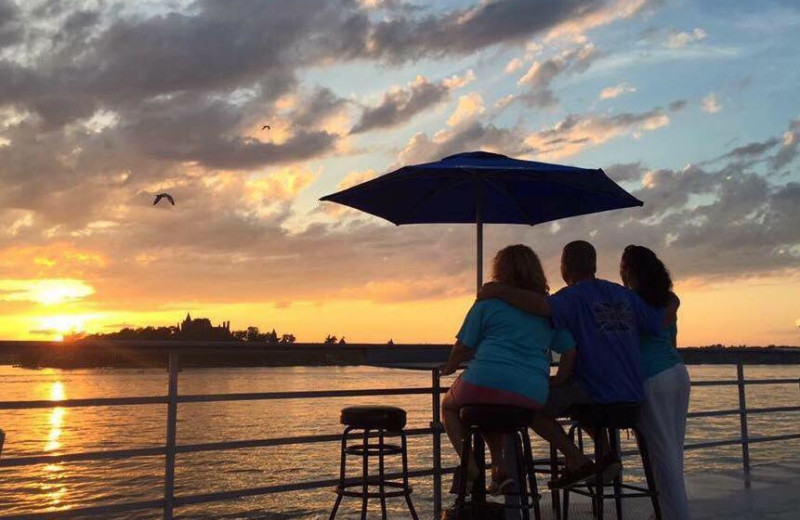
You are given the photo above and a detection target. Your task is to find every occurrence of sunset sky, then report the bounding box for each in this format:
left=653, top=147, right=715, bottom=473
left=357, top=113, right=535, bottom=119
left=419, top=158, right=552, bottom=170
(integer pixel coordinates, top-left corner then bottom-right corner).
left=0, top=0, right=798, bottom=345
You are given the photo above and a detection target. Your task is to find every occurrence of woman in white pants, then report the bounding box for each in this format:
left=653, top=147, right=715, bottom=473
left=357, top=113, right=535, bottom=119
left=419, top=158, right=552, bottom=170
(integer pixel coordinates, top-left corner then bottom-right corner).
left=621, top=245, right=691, bottom=520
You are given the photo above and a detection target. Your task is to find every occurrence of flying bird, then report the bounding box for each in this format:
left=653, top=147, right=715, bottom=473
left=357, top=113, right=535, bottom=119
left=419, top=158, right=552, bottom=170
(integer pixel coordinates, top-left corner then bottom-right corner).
left=261, top=124, right=271, bottom=130
left=153, top=193, right=175, bottom=206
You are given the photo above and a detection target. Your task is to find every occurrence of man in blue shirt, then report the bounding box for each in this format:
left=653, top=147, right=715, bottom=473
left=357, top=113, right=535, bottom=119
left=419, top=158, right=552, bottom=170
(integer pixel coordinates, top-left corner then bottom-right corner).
left=479, top=240, right=677, bottom=487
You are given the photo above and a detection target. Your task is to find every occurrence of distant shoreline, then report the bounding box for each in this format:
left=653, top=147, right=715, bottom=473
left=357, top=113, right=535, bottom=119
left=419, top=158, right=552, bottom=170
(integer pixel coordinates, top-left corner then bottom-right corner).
left=0, top=341, right=799, bottom=369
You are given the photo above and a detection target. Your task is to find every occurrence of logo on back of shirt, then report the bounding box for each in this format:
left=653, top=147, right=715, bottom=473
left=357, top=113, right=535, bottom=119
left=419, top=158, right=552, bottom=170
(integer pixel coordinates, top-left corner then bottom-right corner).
left=592, top=301, right=634, bottom=333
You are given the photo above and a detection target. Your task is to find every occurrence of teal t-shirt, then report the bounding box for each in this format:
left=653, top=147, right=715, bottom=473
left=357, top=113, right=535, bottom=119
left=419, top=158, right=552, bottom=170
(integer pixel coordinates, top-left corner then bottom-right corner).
left=640, top=321, right=682, bottom=379
left=456, top=299, right=576, bottom=405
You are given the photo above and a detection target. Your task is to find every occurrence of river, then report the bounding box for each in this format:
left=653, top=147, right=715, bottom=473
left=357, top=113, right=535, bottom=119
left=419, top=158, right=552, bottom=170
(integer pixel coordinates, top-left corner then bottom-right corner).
left=1, top=365, right=799, bottom=519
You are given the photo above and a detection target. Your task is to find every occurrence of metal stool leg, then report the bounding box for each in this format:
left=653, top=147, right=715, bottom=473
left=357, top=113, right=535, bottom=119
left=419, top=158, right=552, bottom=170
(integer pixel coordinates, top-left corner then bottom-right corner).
left=378, top=430, right=387, bottom=520
left=329, top=426, right=351, bottom=520
left=456, top=427, right=474, bottom=509
left=361, top=428, right=369, bottom=520
left=522, top=429, right=542, bottom=520
left=549, top=442, right=561, bottom=520
left=400, top=430, right=419, bottom=520
left=611, top=430, right=623, bottom=520
left=514, top=433, right=530, bottom=520
left=634, top=427, right=662, bottom=520
left=594, top=428, right=606, bottom=520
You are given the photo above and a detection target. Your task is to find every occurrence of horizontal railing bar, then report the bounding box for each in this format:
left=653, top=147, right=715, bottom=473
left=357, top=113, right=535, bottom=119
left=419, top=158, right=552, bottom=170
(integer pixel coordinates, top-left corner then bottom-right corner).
left=0, top=387, right=449, bottom=411
left=688, top=408, right=743, bottom=419
left=0, top=498, right=165, bottom=520
left=740, top=378, right=800, bottom=385
left=0, top=396, right=167, bottom=410
left=0, top=429, right=434, bottom=468
left=690, top=380, right=741, bottom=387
left=174, top=466, right=458, bottom=507
left=0, top=446, right=166, bottom=468
left=746, top=433, right=800, bottom=444
left=690, top=378, right=799, bottom=387
left=175, top=427, right=433, bottom=454
left=688, top=405, right=800, bottom=419
left=177, top=387, right=438, bottom=403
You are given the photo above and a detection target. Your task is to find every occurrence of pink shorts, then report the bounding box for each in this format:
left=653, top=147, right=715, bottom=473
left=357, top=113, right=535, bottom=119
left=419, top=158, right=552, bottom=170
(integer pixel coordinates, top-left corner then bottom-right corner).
left=449, top=375, right=543, bottom=410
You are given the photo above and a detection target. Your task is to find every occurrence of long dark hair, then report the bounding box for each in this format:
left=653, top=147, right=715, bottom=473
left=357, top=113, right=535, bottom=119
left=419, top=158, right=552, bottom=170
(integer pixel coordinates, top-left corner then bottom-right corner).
left=621, top=245, right=673, bottom=308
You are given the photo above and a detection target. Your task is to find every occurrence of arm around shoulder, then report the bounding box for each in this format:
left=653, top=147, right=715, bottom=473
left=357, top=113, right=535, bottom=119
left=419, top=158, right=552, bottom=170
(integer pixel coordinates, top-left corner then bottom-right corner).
left=478, top=282, right=550, bottom=315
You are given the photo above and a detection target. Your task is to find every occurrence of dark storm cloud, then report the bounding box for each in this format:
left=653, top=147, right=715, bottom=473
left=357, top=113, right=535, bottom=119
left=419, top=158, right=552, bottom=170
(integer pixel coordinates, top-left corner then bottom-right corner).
left=351, top=77, right=450, bottom=134
left=292, top=87, right=349, bottom=128
left=0, top=0, right=22, bottom=48
left=367, top=0, right=608, bottom=63
left=722, top=137, right=780, bottom=160
left=120, top=93, right=338, bottom=169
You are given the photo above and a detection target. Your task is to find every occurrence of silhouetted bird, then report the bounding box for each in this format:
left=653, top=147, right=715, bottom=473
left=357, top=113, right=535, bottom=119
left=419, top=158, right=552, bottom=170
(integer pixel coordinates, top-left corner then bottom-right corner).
left=261, top=124, right=271, bottom=130
left=153, top=193, right=175, bottom=206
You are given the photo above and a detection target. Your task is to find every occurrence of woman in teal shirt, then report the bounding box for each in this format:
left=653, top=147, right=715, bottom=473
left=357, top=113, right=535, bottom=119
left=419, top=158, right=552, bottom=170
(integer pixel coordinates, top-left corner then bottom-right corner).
left=620, top=245, right=691, bottom=520
left=441, top=244, right=576, bottom=494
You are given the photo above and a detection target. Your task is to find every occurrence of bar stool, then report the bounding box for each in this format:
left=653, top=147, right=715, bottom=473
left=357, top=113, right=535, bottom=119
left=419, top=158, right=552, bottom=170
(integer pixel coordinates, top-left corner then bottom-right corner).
left=451, top=405, right=542, bottom=520
left=561, top=403, right=662, bottom=520
left=329, top=405, right=418, bottom=520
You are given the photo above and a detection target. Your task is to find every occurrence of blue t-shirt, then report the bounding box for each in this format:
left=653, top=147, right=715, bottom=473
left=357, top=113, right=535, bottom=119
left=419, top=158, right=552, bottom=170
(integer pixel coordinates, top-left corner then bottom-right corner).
left=457, top=299, right=575, bottom=405
left=641, top=321, right=682, bottom=379
left=548, top=279, right=665, bottom=403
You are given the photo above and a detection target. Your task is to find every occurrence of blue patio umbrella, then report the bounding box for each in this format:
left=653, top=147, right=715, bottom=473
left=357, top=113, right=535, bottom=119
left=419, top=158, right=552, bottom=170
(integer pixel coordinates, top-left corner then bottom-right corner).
left=320, top=151, right=643, bottom=291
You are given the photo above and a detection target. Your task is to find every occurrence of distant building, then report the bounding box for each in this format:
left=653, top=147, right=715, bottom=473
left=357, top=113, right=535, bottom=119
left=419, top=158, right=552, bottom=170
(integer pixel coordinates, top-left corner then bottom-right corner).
left=176, top=313, right=233, bottom=341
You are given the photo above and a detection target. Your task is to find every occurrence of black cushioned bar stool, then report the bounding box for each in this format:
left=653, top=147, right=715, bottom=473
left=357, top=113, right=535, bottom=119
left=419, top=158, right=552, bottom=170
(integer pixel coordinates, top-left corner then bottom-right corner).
left=451, top=405, right=542, bottom=520
left=561, top=403, right=662, bottom=520
left=329, top=405, right=418, bottom=520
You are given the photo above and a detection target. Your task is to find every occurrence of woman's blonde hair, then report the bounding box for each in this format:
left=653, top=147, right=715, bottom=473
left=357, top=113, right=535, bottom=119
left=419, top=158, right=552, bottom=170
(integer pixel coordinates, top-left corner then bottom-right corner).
left=491, top=244, right=549, bottom=294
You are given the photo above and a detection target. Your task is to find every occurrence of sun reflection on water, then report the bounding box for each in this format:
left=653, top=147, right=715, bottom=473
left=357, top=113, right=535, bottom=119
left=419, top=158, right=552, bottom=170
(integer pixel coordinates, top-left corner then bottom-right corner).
left=43, top=381, right=68, bottom=508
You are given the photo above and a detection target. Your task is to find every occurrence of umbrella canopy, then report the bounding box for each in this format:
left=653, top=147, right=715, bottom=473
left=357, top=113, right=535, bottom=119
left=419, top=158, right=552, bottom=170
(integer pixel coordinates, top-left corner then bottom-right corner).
left=320, top=151, right=643, bottom=289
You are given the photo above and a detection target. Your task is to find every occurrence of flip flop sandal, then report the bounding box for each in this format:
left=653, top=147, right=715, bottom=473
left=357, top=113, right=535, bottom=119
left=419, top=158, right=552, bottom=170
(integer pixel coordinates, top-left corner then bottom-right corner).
left=488, top=478, right=516, bottom=496
left=448, top=467, right=478, bottom=495
left=548, top=461, right=597, bottom=489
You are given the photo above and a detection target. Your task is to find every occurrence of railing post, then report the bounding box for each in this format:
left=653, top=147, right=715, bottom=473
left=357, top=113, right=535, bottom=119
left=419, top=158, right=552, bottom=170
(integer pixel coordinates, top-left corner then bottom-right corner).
left=736, top=362, right=751, bottom=488
left=164, top=352, right=180, bottom=519
left=431, top=368, right=443, bottom=520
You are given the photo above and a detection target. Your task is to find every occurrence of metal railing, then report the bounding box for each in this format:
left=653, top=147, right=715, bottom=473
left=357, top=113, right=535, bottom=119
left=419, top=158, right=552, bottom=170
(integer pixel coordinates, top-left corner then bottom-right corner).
left=0, top=342, right=799, bottom=519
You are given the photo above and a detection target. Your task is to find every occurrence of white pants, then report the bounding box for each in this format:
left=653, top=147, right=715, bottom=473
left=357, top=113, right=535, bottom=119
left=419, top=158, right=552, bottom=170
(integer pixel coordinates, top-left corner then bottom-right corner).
left=637, top=363, right=691, bottom=520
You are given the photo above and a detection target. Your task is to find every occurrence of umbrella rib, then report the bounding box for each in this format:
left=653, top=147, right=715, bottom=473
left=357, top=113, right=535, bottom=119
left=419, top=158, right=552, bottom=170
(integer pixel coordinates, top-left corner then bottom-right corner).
left=483, top=177, right=538, bottom=225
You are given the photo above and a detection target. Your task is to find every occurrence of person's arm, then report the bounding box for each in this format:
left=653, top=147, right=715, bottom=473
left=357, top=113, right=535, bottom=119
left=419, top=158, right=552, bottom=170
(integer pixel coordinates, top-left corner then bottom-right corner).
left=442, top=301, right=485, bottom=375
left=440, top=341, right=475, bottom=376
left=663, top=292, right=680, bottom=326
left=478, top=282, right=551, bottom=315
left=551, top=349, right=576, bottom=387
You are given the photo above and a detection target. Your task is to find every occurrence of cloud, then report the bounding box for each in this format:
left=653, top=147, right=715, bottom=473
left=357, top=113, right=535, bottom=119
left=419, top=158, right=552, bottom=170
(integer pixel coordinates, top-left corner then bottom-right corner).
left=544, top=0, right=650, bottom=42
left=524, top=108, right=671, bottom=160
left=505, top=58, right=525, bottom=74
left=604, top=162, right=647, bottom=182
left=351, top=75, right=460, bottom=134
left=723, top=137, right=780, bottom=160
left=773, top=119, right=800, bottom=169
left=666, top=27, right=708, bottom=48
left=447, top=93, right=486, bottom=127
left=0, top=0, right=23, bottom=48
left=0, top=279, right=95, bottom=305
left=702, top=93, right=722, bottom=114
left=517, top=43, right=598, bottom=108
left=599, top=82, right=636, bottom=100
left=366, top=0, right=622, bottom=63
left=668, top=99, right=688, bottom=112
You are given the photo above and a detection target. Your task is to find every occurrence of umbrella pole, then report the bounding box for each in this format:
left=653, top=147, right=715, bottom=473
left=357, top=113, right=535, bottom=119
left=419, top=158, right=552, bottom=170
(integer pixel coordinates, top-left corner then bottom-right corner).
left=476, top=180, right=483, bottom=292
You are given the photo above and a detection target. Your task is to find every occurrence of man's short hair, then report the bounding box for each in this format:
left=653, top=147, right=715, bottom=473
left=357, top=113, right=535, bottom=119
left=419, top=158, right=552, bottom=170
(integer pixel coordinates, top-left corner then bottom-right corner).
left=562, top=240, right=597, bottom=275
